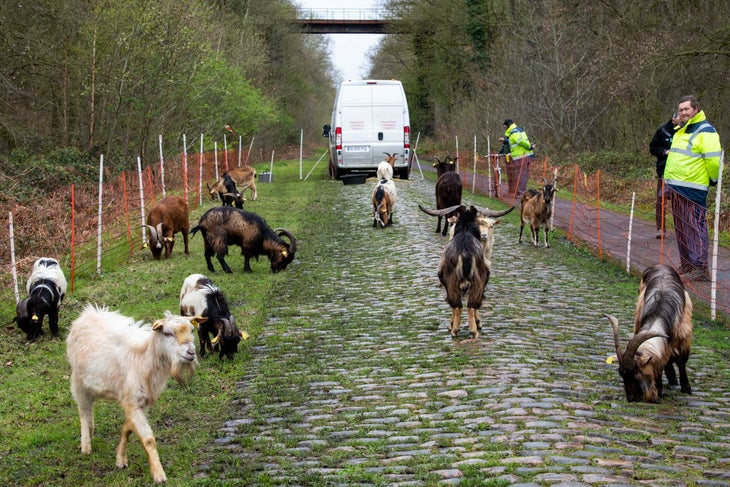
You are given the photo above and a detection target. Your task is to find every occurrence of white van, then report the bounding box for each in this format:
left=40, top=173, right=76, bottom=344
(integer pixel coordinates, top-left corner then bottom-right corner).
left=324, top=80, right=411, bottom=180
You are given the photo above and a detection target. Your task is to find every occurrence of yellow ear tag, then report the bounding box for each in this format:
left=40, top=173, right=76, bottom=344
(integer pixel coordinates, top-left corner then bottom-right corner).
left=281, top=250, right=288, bottom=257
left=606, top=354, right=618, bottom=364
left=152, top=320, right=163, bottom=330
left=241, top=331, right=250, bottom=340
left=142, top=243, right=148, bottom=248
left=32, top=314, right=38, bottom=320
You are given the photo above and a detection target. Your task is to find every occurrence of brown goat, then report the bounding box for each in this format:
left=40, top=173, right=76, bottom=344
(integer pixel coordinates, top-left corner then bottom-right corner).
left=518, top=177, right=557, bottom=247
left=207, top=166, right=257, bottom=201
left=606, top=264, right=693, bottom=403
left=432, top=156, right=462, bottom=236
left=190, top=206, right=296, bottom=273
left=144, top=195, right=190, bottom=260
left=372, top=179, right=396, bottom=227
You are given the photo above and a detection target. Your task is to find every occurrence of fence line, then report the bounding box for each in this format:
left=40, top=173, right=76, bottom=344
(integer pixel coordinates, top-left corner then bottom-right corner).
left=2, top=145, right=728, bottom=318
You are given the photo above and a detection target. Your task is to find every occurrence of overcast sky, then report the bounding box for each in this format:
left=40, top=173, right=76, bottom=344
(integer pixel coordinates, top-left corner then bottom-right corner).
left=295, top=0, right=385, bottom=82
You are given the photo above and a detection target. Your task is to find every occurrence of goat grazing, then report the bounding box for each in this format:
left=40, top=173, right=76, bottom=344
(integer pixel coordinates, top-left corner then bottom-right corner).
left=376, top=152, right=398, bottom=181
left=219, top=173, right=244, bottom=209
left=428, top=205, right=513, bottom=338
left=179, top=273, right=243, bottom=359
left=518, top=177, right=557, bottom=247
left=606, top=264, right=693, bottom=403
left=66, top=304, right=201, bottom=483
left=190, top=206, right=297, bottom=273
left=432, top=156, right=463, bottom=236
left=372, top=178, right=397, bottom=227
left=207, top=166, right=257, bottom=201
left=144, top=195, right=190, bottom=260
left=16, top=257, right=67, bottom=340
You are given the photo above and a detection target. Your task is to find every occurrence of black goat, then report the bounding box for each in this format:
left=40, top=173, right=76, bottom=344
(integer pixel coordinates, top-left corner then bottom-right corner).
left=606, top=264, right=693, bottom=403
left=220, top=173, right=243, bottom=209
left=432, top=156, right=462, bottom=236
left=179, top=273, right=243, bottom=359
left=190, top=206, right=297, bottom=273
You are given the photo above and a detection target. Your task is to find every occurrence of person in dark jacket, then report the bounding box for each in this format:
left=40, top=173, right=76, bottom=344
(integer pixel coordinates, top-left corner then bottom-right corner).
left=648, top=113, right=679, bottom=239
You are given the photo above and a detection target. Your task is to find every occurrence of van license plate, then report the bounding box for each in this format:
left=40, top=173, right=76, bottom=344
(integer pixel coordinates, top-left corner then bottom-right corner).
left=345, top=145, right=369, bottom=152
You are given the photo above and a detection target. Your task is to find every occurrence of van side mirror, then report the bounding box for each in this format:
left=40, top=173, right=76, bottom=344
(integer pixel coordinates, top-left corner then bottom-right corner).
left=322, top=124, right=331, bottom=138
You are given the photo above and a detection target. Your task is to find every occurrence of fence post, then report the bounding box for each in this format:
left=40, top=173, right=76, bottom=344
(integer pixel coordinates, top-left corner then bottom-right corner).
left=199, top=134, right=204, bottom=207
left=138, top=157, right=146, bottom=245
left=710, top=150, right=724, bottom=320
left=627, top=192, right=635, bottom=273
left=96, top=154, right=104, bottom=276
left=9, top=212, right=19, bottom=302
left=158, top=135, right=166, bottom=198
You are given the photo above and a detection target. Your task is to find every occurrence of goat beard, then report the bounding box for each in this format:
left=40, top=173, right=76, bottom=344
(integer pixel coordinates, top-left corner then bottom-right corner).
left=170, top=358, right=199, bottom=386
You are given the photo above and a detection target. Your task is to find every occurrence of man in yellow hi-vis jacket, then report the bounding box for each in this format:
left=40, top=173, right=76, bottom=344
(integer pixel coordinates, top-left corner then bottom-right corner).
left=664, top=95, right=722, bottom=281
left=499, top=119, right=534, bottom=196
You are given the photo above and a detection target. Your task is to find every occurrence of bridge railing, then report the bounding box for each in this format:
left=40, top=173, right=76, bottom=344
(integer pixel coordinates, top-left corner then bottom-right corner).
left=298, top=8, right=384, bottom=21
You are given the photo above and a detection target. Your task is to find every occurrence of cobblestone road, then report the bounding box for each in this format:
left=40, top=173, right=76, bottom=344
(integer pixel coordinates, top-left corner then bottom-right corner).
left=202, top=176, right=730, bottom=486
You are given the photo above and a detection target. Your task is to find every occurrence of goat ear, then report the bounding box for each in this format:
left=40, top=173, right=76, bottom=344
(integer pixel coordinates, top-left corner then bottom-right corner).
left=191, top=316, right=208, bottom=328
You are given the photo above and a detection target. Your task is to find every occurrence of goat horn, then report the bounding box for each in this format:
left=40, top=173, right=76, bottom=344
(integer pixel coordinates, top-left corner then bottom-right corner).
left=474, top=206, right=515, bottom=218
left=621, top=329, right=670, bottom=371
left=274, top=228, right=297, bottom=254
left=211, top=326, right=223, bottom=346
left=143, top=224, right=158, bottom=239
left=418, top=204, right=463, bottom=217
left=605, top=314, right=624, bottom=363
left=155, top=223, right=163, bottom=236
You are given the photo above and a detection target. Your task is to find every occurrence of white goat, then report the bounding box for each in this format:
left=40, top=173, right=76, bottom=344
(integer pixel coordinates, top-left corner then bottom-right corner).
left=376, top=152, right=398, bottom=181
left=442, top=206, right=515, bottom=264
left=66, top=304, right=201, bottom=484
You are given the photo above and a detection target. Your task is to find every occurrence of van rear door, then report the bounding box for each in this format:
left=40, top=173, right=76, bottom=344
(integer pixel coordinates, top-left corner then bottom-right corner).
left=339, top=84, right=373, bottom=167
left=371, top=83, right=406, bottom=163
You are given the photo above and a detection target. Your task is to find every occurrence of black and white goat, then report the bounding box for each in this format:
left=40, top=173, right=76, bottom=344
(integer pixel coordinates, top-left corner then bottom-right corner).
left=606, top=264, right=693, bottom=403
left=518, top=177, right=557, bottom=247
left=15, top=257, right=67, bottom=340
left=179, top=273, right=243, bottom=359
left=66, top=305, right=201, bottom=483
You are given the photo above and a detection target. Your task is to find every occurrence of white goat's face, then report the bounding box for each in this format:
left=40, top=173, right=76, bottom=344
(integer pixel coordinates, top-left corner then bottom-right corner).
left=153, top=316, right=197, bottom=363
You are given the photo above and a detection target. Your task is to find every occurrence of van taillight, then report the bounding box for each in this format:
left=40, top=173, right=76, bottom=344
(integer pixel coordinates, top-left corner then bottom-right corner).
left=335, top=127, right=342, bottom=150
left=403, top=126, right=410, bottom=149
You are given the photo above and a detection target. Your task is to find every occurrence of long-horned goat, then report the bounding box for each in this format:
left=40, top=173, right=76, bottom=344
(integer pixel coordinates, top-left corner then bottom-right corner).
left=376, top=152, right=399, bottom=181
left=15, top=257, right=67, bottom=340
left=372, top=178, right=397, bottom=227
left=179, top=273, right=243, bottom=359
left=66, top=304, right=201, bottom=483
left=190, top=206, right=297, bottom=273
left=144, top=195, right=190, bottom=260
left=606, top=264, right=693, bottom=403
left=207, top=166, right=257, bottom=201
left=447, top=205, right=515, bottom=263
left=424, top=205, right=513, bottom=339
left=518, top=177, right=557, bottom=247
left=432, top=156, right=463, bottom=236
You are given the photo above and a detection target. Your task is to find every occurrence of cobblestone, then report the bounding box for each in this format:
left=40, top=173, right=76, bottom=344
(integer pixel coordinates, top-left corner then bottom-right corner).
left=201, top=177, right=730, bottom=485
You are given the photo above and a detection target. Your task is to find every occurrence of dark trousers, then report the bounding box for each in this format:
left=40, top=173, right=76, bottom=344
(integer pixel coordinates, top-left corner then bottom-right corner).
left=655, top=178, right=669, bottom=231
left=507, top=156, right=532, bottom=196
left=669, top=188, right=709, bottom=271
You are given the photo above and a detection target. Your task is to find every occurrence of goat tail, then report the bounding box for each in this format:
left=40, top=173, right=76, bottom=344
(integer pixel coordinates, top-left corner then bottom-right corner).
left=189, top=225, right=201, bottom=237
